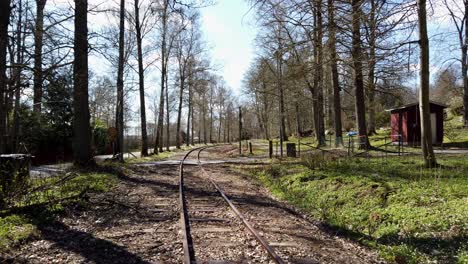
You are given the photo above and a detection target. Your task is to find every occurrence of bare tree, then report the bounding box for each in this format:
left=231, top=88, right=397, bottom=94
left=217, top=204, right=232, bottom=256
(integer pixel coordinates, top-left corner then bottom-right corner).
left=327, top=0, right=343, bottom=146
left=73, top=0, right=93, bottom=165
left=33, top=0, right=47, bottom=113
left=418, top=0, right=436, bottom=167
left=115, top=0, right=126, bottom=162
left=351, top=0, right=370, bottom=148
left=312, top=0, right=326, bottom=146
left=0, top=0, right=11, bottom=154
left=12, top=0, right=25, bottom=152
left=154, top=0, right=171, bottom=154
left=134, top=0, right=149, bottom=156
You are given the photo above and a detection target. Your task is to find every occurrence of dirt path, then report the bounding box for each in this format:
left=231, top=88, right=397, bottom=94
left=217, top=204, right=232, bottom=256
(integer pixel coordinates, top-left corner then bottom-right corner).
left=2, top=145, right=383, bottom=263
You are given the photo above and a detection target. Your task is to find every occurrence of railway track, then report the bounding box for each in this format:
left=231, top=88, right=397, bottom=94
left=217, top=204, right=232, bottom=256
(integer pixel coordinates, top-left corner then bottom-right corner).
left=179, top=145, right=285, bottom=264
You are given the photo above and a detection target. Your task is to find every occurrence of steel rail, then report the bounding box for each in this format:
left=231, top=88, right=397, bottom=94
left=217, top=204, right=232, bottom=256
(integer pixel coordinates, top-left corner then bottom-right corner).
left=179, top=146, right=209, bottom=264
left=196, top=147, right=286, bottom=264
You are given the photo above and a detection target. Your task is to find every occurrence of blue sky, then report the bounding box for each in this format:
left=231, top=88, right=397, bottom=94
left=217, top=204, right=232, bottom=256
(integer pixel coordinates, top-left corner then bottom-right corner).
left=200, top=0, right=258, bottom=95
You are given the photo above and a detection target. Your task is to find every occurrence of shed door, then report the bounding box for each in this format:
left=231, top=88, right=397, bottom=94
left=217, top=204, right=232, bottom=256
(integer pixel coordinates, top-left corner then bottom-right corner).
left=431, top=113, right=437, bottom=144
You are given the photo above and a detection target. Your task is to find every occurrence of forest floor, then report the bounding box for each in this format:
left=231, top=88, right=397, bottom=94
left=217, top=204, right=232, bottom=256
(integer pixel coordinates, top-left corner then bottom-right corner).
left=0, top=145, right=385, bottom=263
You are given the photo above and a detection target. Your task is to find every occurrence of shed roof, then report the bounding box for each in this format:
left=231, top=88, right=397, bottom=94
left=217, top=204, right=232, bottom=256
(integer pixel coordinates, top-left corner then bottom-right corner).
left=386, top=101, right=447, bottom=112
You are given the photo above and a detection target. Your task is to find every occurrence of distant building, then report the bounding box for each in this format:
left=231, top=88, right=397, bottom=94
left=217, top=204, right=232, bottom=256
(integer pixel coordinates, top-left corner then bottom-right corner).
left=387, top=101, right=446, bottom=145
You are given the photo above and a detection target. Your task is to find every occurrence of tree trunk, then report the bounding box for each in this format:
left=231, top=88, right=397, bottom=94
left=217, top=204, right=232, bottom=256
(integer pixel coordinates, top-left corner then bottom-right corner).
left=312, top=0, right=326, bottom=146
left=155, top=0, right=168, bottom=154
left=418, top=0, right=436, bottom=168
left=165, top=72, right=170, bottom=151
left=227, top=108, right=231, bottom=143
left=176, top=63, right=185, bottom=149
left=463, top=1, right=468, bottom=126
left=115, top=0, right=125, bottom=162
left=13, top=0, right=23, bottom=153
left=33, top=0, right=46, bottom=113
left=367, top=0, right=377, bottom=135
left=295, top=102, right=301, bottom=136
left=0, top=0, right=11, bottom=154
left=73, top=0, right=93, bottom=166
left=351, top=0, right=370, bottom=149
left=262, top=82, right=270, bottom=140
left=203, top=99, right=207, bottom=144
left=223, top=108, right=229, bottom=143
left=328, top=0, right=343, bottom=146
left=254, top=91, right=265, bottom=138
left=191, top=101, right=194, bottom=145
left=186, top=83, right=191, bottom=147
left=218, top=109, right=222, bottom=142
left=276, top=51, right=285, bottom=156
left=134, top=0, right=148, bottom=157
left=209, top=87, right=214, bottom=143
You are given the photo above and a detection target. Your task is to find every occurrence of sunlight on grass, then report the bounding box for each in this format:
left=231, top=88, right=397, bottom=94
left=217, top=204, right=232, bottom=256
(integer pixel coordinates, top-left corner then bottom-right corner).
left=0, top=172, right=116, bottom=251
left=244, top=155, right=468, bottom=263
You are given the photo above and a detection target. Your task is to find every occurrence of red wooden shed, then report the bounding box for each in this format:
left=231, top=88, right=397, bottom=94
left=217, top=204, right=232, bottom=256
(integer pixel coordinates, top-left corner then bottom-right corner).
left=387, top=101, right=446, bottom=145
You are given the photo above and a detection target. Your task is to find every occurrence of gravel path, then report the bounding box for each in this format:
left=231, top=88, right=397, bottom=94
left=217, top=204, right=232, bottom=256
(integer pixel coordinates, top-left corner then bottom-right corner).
left=197, top=146, right=383, bottom=264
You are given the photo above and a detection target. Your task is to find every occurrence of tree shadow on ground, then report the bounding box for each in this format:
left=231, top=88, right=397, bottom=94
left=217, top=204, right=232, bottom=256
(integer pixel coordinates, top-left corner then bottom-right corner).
left=377, top=233, right=466, bottom=264
left=441, top=141, right=468, bottom=148
left=306, top=215, right=465, bottom=263
left=34, top=220, right=151, bottom=264
left=0, top=203, right=153, bottom=264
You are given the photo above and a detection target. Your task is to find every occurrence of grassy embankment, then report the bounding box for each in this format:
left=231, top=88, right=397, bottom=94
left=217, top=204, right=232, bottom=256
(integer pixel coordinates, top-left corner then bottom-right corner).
left=248, top=154, right=467, bottom=263
left=246, top=119, right=468, bottom=263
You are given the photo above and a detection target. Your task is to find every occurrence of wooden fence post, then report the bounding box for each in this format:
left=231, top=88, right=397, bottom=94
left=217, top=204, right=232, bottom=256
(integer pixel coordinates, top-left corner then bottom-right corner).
left=286, top=143, right=296, bottom=158
left=269, top=140, right=273, bottom=158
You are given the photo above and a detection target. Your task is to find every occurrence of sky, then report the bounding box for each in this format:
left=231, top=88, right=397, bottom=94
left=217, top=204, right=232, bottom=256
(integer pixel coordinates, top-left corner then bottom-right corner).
left=200, top=0, right=258, bottom=95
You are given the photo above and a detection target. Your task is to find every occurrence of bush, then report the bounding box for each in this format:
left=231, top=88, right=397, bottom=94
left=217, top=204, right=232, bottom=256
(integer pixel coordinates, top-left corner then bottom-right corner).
left=0, top=156, right=30, bottom=207
left=448, top=96, right=464, bottom=116
left=375, top=111, right=391, bottom=128
left=444, top=121, right=461, bottom=143
left=93, top=120, right=109, bottom=155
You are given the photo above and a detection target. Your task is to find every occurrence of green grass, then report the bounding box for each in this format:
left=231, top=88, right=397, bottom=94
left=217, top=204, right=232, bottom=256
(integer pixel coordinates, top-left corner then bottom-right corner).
left=0, top=171, right=116, bottom=251
left=245, top=155, right=468, bottom=263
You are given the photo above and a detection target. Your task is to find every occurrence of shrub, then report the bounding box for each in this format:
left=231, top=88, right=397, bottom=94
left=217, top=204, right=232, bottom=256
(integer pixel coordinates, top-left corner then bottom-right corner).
left=375, top=111, right=391, bottom=128
left=444, top=121, right=461, bottom=143
left=448, top=96, right=463, bottom=116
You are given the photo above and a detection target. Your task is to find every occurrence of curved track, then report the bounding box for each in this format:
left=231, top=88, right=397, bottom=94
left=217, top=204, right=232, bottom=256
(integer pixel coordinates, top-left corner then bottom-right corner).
left=179, top=145, right=285, bottom=264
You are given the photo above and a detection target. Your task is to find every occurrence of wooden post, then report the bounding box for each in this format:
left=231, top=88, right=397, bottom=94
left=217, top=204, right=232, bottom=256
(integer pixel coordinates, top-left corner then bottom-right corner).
left=298, top=137, right=301, bottom=157
left=249, top=142, right=252, bottom=154
left=347, top=136, right=351, bottom=157
left=269, top=140, right=273, bottom=158
left=385, top=136, right=388, bottom=159
left=398, top=135, right=401, bottom=156
left=239, top=107, right=242, bottom=156
left=276, top=141, right=278, bottom=158
left=286, top=143, right=296, bottom=157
